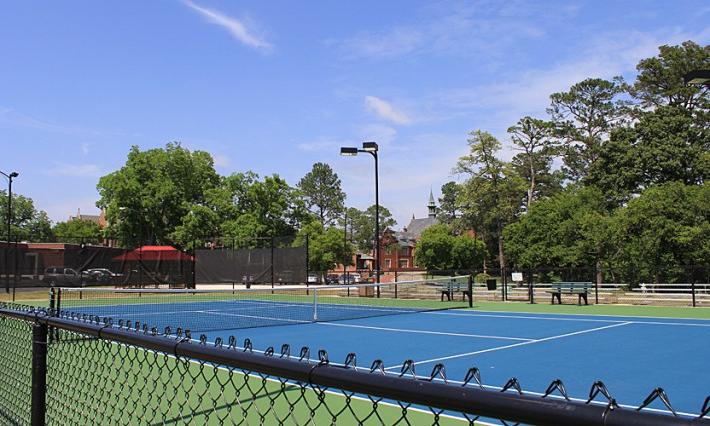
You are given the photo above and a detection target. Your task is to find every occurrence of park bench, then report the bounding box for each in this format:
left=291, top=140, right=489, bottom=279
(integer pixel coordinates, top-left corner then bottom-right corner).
left=437, top=280, right=472, bottom=303
left=546, top=282, right=592, bottom=305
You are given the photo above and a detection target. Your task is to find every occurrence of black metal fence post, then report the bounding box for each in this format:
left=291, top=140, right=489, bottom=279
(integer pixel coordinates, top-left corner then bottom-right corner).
left=528, top=268, right=535, bottom=304
left=467, top=274, right=473, bottom=308
left=691, top=281, right=696, bottom=308
left=31, top=321, right=48, bottom=426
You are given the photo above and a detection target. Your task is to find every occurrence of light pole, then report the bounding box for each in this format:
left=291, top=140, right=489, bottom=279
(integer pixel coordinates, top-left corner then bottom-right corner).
left=340, top=142, right=380, bottom=291
left=1, top=170, right=19, bottom=293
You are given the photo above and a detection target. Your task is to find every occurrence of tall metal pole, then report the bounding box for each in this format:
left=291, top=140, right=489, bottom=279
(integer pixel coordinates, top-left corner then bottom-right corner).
left=343, top=210, right=347, bottom=277
left=3, top=172, right=18, bottom=294
left=374, top=152, right=380, bottom=290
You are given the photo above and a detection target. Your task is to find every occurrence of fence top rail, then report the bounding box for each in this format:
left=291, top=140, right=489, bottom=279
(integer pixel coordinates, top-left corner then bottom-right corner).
left=0, top=305, right=707, bottom=426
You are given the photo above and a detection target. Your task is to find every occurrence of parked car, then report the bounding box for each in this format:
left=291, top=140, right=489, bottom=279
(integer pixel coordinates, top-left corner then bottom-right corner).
left=42, top=267, right=85, bottom=287
left=338, top=273, right=361, bottom=285
left=84, top=268, right=123, bottom=284
left=325, top=274, right=340, bottom=285
left=307, top=273, right=319, bottom=284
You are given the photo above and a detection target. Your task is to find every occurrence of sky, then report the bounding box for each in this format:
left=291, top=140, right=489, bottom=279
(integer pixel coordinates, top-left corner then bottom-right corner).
left=1, top=0, right=708, bottom=227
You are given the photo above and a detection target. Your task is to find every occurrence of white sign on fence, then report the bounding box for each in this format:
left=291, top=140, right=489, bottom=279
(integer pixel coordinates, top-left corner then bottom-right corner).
left=511, top=272, right=523, bottom=282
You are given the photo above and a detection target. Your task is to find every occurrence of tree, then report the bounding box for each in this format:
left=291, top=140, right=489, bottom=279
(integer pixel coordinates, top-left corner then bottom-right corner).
left=587, top=105, right=709, bottom=204
left=548, top=77, right=629, bottom=182
left=614, top=182, right=709, bottom=283
left=414, top=224, right=484, bottom=271
left=0, top=190, right=53, bottom=241
left=630, top=41, right=710, bottom=110
left=507, top=116, right=561, bottom=210
left=297, top=163, right=345, bottom=226
left=345, top=205, right=396, bottom=253
left=455, top=131, right=526, bottom=273
left=97, top=143, right=220, bottom=246
left=293, top=220, right=354, bottom=274
left=503, top=186, right=616, bottom=271
left=218, top=173, right=308, bottom=246
left=53, top=219, right=102, bottom=244
left=437, top=181, right=462, bottom=225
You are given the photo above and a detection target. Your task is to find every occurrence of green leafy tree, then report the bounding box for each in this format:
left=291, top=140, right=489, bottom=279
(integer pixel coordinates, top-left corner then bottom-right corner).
left=588, top=105, right=709, bottom=204
left=503, top=186, right=616, bottom=270
left=53, top=219, right=102, bottom=244
left=345, top=205, right=396, bottom=253
left=297, top=163, right=345, bottom=226
left=455, top=131, right=526, bottom=272
left=0, top=190, right=53, bottom=241
left=294, top=220, right=354, bottom=274
left=614, top=182, right=709, bottom=283
left=437, top=181, right=462, bottom=225
left=414, top=224, right=484, bottom=271
left=507, top=116, right=562, bottom=210
left=97, top=143, right=220, bottom=246
left=630, top=41, right=710, bottom=110
left=548, top=77, right=629, bottom=182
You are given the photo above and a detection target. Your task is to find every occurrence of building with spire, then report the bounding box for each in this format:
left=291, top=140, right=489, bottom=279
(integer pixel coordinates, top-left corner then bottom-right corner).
left=379, top=192, right=439, bottom=270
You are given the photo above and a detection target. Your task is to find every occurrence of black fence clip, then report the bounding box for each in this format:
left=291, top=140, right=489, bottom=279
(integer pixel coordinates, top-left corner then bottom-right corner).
left=299, top=346, right=310, bottom=362
left=318, top=349, right=329, bottom=365
left=118, top=319, right=125, bottom=329
left=214, top=337, right=223, bottom=348
left=370, top=360, right=385, bottom=375
left=264, top=346, right=274, bottom=357
left=184, top=330, right=192, bottom=340
left=280, top=344, right=290, bottom=359
left=243, top=338, right=253, bottom=353
left=344, top=353, right=357, bottom=369
left=463, top=368, right=484, bottom=389
left=227, top=336, right=236, bottom=349
left=399, top=359, right=416, bottom=379
left=175, top=328, right=183, bottom=339
left=126, top=320, right=132, bottom=329
left=428, top=364, right=447, bottom=384
left=542, top=379, right=570, bottom=401
left=501, top=378, right=522, bottom=394
left=637, top=388, right=676, bottom=416
left=142, top=324, right=148, bottom=334
left=134, top=321, right=140, bottom=332
left=587, top=380, right=618, bottom=416
left=700, top=395, right=710, bottom=418
left=199, top=334, right=207, bottom=345
left=163, top=326, right=172, bottom=337
left=150, top=327, right=157, bottom=336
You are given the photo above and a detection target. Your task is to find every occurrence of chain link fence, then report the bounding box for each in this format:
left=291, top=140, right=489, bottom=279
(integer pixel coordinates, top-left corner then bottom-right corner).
left=0, top=304, right=708, bottom=425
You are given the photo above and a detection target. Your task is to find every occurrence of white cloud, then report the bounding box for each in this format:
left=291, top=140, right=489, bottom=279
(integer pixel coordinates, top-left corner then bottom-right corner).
left=182, top=0, right=272, bottom=52
left=80, top=143, right=90, bottom=155
left=46, top=163, right=102, bottom=177
left=212, top=154, right=231, bottom=168
left=364, top=96, right=411, bottom=125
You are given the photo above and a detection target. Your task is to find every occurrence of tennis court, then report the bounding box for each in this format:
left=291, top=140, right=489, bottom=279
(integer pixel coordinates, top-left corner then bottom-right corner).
left=55, top=279, right=710, bottom=420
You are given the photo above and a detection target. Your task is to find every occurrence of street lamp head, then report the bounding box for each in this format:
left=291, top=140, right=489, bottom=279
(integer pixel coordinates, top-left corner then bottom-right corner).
left=9, top=172, right=18, bottom=179
left=683, top=69, right=710, bottom=87
left=340, top=147, right=359, bottom=156
left=362, top=141, right=378, bottom=152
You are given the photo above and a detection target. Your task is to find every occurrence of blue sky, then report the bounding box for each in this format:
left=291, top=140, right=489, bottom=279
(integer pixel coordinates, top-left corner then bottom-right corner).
left=1, top=1, right=708, bottom=226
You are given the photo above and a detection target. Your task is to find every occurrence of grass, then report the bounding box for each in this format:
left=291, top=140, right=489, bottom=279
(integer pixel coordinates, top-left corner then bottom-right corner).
left=472, top=300, right=710, bottom=319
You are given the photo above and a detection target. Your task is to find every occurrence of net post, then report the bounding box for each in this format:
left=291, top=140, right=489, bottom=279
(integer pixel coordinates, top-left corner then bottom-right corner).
left=467, top=274, right=473, bottom=308
left=31, top=320, right=48, bottom=426
left=313, top=287, right=318, bottom=321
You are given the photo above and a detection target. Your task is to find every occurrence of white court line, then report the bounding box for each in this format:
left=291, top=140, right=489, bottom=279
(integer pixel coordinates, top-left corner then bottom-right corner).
left=427, top=311, right=710, bottom=327
left=437, top=308, right=710, bottom=323
left=317, top=322, right=534, bottom=342
left=385, top=322, right=632, bottom=370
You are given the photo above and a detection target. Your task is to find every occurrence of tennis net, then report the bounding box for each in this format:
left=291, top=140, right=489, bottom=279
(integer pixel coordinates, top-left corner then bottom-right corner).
left=52, top=275, right=472, bottom=333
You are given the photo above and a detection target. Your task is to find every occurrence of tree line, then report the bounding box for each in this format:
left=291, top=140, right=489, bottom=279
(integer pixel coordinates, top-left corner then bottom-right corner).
left=430, top=41, right=708, bottom=284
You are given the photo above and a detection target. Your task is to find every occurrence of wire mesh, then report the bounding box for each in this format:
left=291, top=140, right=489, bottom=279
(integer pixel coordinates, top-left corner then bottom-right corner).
left=0, top=314, right=33, bottom=424
left=54, top=276, right=472, bottom=332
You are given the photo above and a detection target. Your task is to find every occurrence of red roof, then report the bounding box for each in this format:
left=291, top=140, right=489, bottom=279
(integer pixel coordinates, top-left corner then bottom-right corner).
left=112, top=246, right=193, bottom=261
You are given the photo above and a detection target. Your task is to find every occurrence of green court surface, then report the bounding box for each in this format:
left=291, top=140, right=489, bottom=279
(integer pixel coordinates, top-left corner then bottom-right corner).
left=472, top=300, right=710, bottom=319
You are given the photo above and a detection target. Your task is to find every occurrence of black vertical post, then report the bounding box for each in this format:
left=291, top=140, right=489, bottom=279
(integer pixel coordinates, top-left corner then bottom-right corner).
left=31, top=321, right=48, bottom=426
left=594, top=262, right=599, bottom=305
left=528, top=268, right=534, bottom=304
left=12, top=238, right=17, bottom=302
left=270, top=236, right=275, bottom=288
left=691, top=281, right=696, bottom=308
left=304, top=235, right=309, bottom=295
left=191, top=238, right=196, bottom=289
left=467, top=274, right=473, bottom=308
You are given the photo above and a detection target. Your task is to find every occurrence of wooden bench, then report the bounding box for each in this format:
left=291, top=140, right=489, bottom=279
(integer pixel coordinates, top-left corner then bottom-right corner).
left=436, top=280, right=472, bottom=303
left=546, top=282, right=592, bottom=305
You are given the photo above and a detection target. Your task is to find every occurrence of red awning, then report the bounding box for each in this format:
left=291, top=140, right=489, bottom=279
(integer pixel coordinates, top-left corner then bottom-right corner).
left=112, top=246, right=194, bottom=261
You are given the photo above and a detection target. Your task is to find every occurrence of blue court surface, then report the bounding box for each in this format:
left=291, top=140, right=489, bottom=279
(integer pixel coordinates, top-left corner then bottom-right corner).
left=75, top=300, right=710, bottom=418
